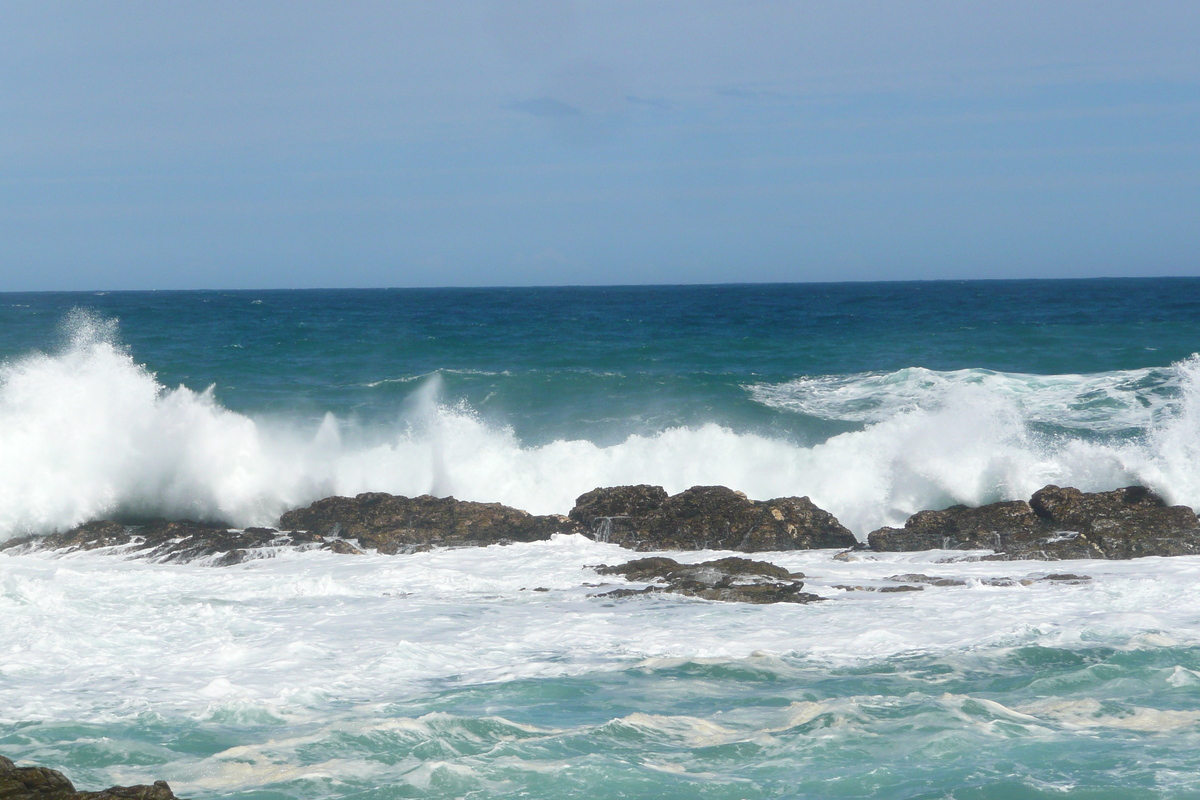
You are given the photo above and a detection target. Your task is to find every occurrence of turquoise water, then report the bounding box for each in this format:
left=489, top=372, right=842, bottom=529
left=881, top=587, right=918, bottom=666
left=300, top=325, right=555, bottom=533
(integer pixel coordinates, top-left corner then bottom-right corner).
left=4, top=279, right=1200, bottom=798
left=8, top=627, right=1200, bottom=799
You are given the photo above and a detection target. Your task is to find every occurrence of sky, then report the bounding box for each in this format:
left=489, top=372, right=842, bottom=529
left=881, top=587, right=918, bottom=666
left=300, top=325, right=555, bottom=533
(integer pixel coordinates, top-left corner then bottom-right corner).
left=1, top=1, right=1198, bottom=290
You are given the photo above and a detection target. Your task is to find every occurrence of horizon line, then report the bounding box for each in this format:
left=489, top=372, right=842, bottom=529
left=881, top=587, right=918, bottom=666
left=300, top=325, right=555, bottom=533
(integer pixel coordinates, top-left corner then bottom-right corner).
left=3, top=274, right=1199, bottom=295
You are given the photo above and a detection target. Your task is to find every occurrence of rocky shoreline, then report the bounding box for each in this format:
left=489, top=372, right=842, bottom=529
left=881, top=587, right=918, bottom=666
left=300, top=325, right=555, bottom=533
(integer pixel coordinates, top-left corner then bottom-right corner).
left=0, top=754, right=183, bottom=800
left=3, top=483, right=1199, bottom=605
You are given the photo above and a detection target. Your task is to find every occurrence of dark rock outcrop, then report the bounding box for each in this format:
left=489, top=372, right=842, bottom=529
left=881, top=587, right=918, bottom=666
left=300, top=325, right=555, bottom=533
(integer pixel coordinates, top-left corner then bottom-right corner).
left=0, top=755, right=183, bottom=799
left=593, top=556, right=822, bottom=603
left=0, top=520, right=324, bottom=565
left=569, top=485, right=857, bottom=552
left=867, top=485, right=1200, bottom=560
left=278, top=492, right=578, bottom=553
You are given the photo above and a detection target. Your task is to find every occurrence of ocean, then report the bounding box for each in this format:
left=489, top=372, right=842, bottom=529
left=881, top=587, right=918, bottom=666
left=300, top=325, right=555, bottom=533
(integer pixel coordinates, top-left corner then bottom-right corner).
left=4, top=279, right=1200, bottom=798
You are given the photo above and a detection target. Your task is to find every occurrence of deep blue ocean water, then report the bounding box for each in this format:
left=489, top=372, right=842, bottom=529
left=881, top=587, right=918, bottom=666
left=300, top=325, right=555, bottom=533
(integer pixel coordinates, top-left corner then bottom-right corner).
left=4, top=279, right=1200, bottom=446
left=4, top=278, right=1200, bottom=799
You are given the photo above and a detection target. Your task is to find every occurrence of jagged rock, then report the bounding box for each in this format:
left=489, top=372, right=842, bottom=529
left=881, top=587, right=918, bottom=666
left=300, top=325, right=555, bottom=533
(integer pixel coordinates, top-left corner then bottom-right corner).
left=867, top=485, right=1200, bottom=560
left=0, top=755, right=183, bottom=800
left=78, top=782, right=178, bottom=800
left=568, top=485, right=670, bottom=526
left=0, top=520, right=324, bottom=564
left=570, top=485, right=857, bottom=552
left=278, top=492, right=578, bottom=553
left=0, top=760, right=77, bottom=800
left=593, top=556, right=823, bottom=603
left=867, top=501, right=1039, bottom=553
left=326, top=538, right=363, bottom=555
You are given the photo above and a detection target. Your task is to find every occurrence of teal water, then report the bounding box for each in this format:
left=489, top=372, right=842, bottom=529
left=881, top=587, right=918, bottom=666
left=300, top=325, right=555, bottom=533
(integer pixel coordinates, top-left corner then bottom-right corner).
left=4, top=279, right=1200, bottom=798
left=9, top=644, right=1200, bottom=799
left=3, top=279, right=1200, bottom=445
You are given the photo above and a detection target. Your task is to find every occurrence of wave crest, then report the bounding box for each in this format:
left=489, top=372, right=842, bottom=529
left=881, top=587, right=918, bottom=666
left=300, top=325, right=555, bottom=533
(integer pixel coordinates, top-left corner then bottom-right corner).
left=3, top=315, right=1200, bottom=539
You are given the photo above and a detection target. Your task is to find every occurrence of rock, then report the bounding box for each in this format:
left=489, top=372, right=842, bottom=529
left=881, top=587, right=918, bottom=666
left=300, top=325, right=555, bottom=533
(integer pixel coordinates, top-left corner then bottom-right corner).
left=867, top=485, right=1200, bottom=560
left=0, top=520, right=324, bottom=565
left=568, top=485, right=670, bottom=526
left=570, top=485, right=857, bottom=552
left=0, top=756, right=183, bottom=800
left=326, top=538, right=363, bottom=555
left=885, top=573, right=967, bottom=587
left=1041, top=573, right=1091, bottom=583
left=592, top=556, right=823, bottom=604
left=0, top=763, right=77, bottom=799
left=278, top=492, right=579, bottom=553
left=78, top=782, right=179, bottom=800
left=867, top=501, right=1040, bottom=553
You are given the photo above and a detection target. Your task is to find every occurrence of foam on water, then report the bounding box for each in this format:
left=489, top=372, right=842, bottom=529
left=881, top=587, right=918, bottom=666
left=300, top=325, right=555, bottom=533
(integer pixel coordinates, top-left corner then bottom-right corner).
left=3, top=312, right=1200, bottom=539
left=747, top=365, right=1181, bottom=431
left=6, top=539, right=1200, bottom=796
left=6, top=536, right=1200, bottom=725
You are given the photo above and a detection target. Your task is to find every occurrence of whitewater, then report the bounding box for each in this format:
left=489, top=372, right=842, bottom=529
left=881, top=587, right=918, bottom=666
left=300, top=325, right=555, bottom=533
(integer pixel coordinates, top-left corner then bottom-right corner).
left=3, top=307, right=1200, bottom=539
left=5, top=281, right=1200, bottom=798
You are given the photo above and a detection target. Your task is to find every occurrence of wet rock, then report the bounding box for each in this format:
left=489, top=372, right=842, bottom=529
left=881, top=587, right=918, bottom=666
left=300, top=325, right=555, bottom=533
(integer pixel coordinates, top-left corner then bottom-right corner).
left=78, top=781, right=179, bottom=800
left=570, top=485, right=856, bottom=552
left=867, top=485, right=1200, bottom=560
left=0, top=761, right=77, bottom=800
left=279, top=492, right=579, bottom=553
left=326, top=538, right=363, bottom=555
left=885, top=573, right=968, bottom=587
left=0, top=520, right=324, bottom=565
left=568, top=485, right=669, bottom=527
left=0, top=755, right=183, bottom=800
left=1040, top=573, right=1091, bottom=583
left=867, top=501, right=1040, bottom=553
left=593, top=556, right=823, bottom=604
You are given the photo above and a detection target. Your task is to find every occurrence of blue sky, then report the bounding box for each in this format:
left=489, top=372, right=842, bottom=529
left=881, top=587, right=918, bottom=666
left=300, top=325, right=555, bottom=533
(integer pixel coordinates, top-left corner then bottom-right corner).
left=1, top=1, right=1198, bottom=289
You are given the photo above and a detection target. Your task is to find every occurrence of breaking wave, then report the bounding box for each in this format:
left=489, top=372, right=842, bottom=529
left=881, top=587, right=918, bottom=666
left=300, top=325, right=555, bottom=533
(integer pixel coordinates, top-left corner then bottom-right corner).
left=3, top=311, right=1200, bottom=539
left=747, top=366, right=1180, bottom=432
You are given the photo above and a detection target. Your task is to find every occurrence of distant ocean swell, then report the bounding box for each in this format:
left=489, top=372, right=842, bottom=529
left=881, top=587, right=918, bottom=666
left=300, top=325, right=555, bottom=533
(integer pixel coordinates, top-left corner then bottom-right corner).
left=4, top=310, right=1200, bottom=540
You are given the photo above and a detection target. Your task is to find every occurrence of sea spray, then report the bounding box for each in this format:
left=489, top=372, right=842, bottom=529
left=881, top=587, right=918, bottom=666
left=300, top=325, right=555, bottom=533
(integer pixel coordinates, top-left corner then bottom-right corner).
left=1, top=309, right=1199, bottom=539
left=6, top=283, right=1200, bottom=799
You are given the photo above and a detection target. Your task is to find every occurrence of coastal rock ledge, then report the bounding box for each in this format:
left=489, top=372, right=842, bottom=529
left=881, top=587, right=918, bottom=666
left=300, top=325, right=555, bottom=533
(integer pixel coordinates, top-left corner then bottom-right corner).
left=6, top=484, right=1197, bottom=564
left=278, top=492, right=574, bottom=553
left=569, top=484, right=858, bottom=551
left=868, top=485, right=1200, bottom=560
left=0, top=754, right=184, bottom=800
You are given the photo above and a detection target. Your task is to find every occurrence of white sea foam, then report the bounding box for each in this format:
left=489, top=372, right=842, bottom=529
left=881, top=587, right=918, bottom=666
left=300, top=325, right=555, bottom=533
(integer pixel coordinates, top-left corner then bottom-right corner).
left=6, top=537, right=1200, bottom=794
left=5, top=537, right=1200, bottom=728
left=747, top=366, right=1180, bottom=431
left=2, top=313, right=1200, bottom=539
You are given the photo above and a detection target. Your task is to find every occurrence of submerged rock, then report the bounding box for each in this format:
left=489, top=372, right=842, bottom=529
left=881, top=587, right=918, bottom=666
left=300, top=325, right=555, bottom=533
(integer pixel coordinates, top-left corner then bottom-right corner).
left=867, top=485, right=1200, bottom=560
left=569, top=484, right=857, bottom=552
left=593, top=556, right=822, bottom=604
left=278, top=492, right=579, bottom=553
left=0, top=754, right=183, bottom=799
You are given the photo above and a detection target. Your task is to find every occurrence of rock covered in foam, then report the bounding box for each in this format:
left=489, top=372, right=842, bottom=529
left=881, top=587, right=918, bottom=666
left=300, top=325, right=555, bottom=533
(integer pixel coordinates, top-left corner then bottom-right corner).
left=0, top=520, right=325, bottom=565
left=569, top=484, right=857, bottom=552
left=867, top=485, right=1200, bottom=559
left=0, top=754, right=184, bottom=799
left=593, top=556, right=821, bottom=604
left=278, top=492, right=579, bottom=553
